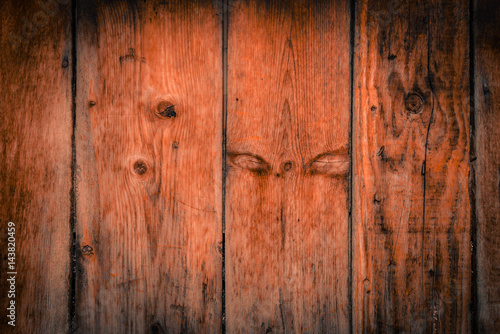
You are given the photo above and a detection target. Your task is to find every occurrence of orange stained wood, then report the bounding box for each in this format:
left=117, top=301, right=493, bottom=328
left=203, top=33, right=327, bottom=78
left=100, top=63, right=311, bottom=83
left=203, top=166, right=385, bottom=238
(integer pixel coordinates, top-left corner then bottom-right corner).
left=353, top=0, right=471, bottom=332
left=0, top=0, right=496, bottom=332
left=226, top=0, right=351, bottom=332
left=75, top=0, right=222, bottom=332
left=474, top=0, right=500, bottom=331
left=0, top=0, right=73, bottom=333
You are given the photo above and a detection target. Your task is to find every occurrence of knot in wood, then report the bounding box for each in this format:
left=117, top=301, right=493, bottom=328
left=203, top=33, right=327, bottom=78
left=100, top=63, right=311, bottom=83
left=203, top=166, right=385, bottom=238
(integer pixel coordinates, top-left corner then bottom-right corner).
left=404, top=93, right=424, bottom=114
left=156, top=101, right=176, bottom=118
left=283, top=161, right=293, bottom=171
left=150, top=322, right=163, bottom=333
left=81, top=245, right=94, bottom=256
left=133, top=160, right=148, bottom=175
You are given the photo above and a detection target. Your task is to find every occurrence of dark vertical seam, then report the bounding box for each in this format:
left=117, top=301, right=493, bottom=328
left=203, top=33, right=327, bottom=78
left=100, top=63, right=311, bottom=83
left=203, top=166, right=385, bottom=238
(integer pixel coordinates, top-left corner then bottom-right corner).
left=221, top=0, right=228, bottom=333
left=69, top=0, right=78, bottom=333
left=469, top=0, right=478, bottom=332
left=423, top=3, right=436, bottom=330
left=348, top=0, right=356, bottom=333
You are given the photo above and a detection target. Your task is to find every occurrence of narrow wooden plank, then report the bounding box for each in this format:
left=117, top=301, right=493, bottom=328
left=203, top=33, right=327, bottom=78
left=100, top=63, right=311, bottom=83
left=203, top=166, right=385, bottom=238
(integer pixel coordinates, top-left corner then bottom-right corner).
left=75, top=1, right=223, bottom=332
left=226, top=0, right=351, bottom=332
left=0, top=0, right=72, bottom=332
left=353, top=0, right=471, bottom=332
left=474, top=0, right=500, bottom=331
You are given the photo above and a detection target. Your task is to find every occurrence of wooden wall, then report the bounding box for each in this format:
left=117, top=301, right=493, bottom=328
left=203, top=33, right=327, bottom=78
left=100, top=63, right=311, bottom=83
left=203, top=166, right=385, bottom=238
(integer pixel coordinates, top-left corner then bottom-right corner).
left=0, top=0, right=498, bottom=333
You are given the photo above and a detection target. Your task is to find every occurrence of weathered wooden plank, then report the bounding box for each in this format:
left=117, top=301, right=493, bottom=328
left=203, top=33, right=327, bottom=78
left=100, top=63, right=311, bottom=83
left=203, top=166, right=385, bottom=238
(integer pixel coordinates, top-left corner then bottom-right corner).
left=75, top=0, right=223, bottom=332
left=474, top=0, right=500, bottom=332
left=353, top=0, right=471, bottom=332
left=226, top=0, right=351, bottom=332
left=0, top=0, right=73, bottom=332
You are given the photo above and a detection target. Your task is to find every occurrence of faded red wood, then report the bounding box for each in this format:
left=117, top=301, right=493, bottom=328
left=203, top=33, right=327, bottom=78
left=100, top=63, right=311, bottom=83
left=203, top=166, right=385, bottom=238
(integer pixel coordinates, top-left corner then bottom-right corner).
left=75, top=0, right=223, bottom=332
left=474, top=0, right=500, bottom=332
left=353, top=0, right=471, bottom=332
left=0, top=0, right=73, bottom=332
left=226, top=0, right=351, bottom=332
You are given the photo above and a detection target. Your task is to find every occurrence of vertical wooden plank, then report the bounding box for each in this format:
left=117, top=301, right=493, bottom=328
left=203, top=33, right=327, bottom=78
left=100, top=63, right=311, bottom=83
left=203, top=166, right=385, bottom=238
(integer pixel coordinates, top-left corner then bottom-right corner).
left=353, top=0, right=470, bottom=332
left=0, top=0, right=72, bottom=332
left=226, top=0, right=351, bottom=332
left=474, top=0, right=500, bottom=332
left=75, top=0, right=222, bottom=332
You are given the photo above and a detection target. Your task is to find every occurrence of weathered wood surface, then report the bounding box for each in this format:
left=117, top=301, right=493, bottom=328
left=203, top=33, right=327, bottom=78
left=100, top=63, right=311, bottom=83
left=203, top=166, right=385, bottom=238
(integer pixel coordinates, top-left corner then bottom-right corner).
left=226, top=0, right=351, bottom=332
left=75, top=0, right=223, bottom=332
left=1, top=0, right=499, bottom=332
left=0, top=0, right=73, bottom=332
left=474, top=0, right=500, bottom=332
left=353, top=0, right=471, bottom=332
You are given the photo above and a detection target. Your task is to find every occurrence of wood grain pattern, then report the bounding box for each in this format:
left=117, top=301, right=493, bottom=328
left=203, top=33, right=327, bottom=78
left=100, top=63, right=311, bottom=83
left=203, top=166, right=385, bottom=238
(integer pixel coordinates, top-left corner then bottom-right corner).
left=0, top=0, right=72, bottom=332
left=474, top=0, right=500, bottom=332
left=353, top=0, right=471, bottom=332
left=226, top=0, right=351, bottom=332
left=75, top=1, right=222, bottom=332
left=1, top=0, right=497, bottom=331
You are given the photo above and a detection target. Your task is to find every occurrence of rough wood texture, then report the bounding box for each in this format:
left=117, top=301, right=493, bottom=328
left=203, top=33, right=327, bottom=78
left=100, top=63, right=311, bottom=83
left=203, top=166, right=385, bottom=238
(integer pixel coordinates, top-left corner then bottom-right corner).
left=474, top=0, right=500, bottom=332
left=75, top=1, right=222, bottom=332
left=226, top=0, right=351, bottom=332
left=353, top=0, right=471, bottom=332
left=0, top=0, right=72, bottom=332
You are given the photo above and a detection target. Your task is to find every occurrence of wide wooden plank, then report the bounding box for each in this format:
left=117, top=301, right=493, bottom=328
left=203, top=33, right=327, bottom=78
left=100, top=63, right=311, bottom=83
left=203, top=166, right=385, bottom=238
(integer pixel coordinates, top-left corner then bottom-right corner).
left=226, top=0, right=351, bottom=332
left=474, top=0, right=500, bottom=332
left=75, top=0, right=222, bottom=332
left=0, top=0, right=73, bottom=332
left=353, top=0, right=471, bottom=332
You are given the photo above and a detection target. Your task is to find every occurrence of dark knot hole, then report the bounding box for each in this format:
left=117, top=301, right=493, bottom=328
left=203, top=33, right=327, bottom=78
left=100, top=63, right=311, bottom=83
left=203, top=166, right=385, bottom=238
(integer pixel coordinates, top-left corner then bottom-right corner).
left=133, top=160, right=148, bottom=175
left=156, top=101, right=177, bottom=118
